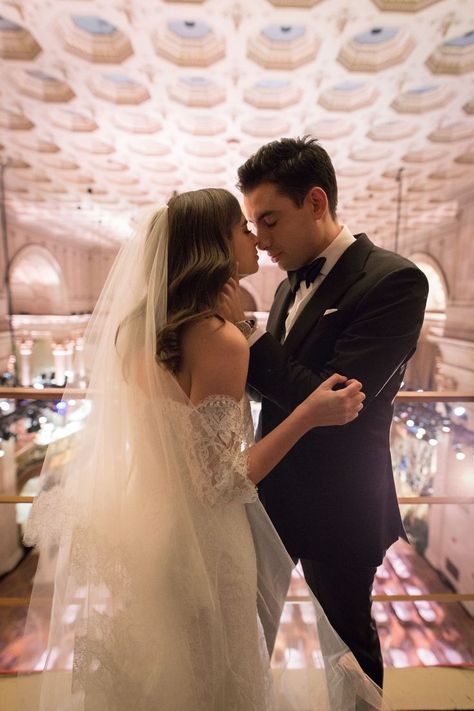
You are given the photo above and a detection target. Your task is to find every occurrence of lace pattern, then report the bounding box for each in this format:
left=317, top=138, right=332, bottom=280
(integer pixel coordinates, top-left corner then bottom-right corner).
left=23, top=483, right=75, bottom=550
left=164, top=394, right=258, bottom=507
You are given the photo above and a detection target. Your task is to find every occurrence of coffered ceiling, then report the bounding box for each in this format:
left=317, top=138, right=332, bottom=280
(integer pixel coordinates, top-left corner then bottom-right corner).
left=0, top=0, right=473, bottom=250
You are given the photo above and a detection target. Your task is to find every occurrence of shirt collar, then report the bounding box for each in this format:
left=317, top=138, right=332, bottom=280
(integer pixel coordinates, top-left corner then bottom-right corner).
left=316, top=225, right=355, bottom=276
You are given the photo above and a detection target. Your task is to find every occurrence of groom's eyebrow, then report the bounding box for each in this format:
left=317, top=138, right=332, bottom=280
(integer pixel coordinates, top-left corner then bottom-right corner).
left=251, top=210, right=275, bottom=225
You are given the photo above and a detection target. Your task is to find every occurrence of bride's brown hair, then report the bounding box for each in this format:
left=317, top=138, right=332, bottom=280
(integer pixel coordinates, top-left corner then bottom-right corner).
left=157, top=188, right=241, bottom=374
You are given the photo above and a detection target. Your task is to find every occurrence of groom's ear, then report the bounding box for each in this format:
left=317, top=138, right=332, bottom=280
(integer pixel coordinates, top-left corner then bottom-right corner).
left=307, top=187, right=328, bottom=220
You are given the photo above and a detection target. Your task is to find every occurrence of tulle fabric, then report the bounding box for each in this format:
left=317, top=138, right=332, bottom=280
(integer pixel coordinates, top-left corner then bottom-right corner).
left=17, top=205, right=390, bottom=710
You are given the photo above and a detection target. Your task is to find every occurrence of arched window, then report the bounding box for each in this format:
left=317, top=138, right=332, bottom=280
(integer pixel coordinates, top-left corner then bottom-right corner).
left=408, top=253, right=448, bottom=314
left=403, top=253, right=447, bottom=390
left=9, top=245, right=69, bottom=315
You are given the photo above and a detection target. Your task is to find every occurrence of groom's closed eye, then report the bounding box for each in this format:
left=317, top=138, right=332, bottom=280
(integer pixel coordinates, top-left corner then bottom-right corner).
left=263, top=218, right=277, bottom=228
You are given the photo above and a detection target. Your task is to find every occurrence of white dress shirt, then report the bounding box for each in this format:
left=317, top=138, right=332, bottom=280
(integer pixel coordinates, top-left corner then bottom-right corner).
left=248, top=225, right=355, bottom=346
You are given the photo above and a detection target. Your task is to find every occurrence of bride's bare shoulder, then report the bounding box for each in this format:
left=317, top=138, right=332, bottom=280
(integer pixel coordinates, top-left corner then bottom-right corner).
left=181, top=317, right=249, bottom=403
left=182, top=316, right=248, bottom=362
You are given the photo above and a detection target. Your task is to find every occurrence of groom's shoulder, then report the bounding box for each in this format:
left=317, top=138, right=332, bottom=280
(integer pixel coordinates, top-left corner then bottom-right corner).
left=363, top=237, right=425, bottom=275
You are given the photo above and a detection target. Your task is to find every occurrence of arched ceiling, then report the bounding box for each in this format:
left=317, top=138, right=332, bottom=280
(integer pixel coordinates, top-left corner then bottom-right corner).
left=0, top=0, right=473, bottom=250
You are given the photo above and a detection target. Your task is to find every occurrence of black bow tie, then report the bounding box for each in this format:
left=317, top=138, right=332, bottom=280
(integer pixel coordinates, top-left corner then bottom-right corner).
left=288, top=257, right=326, bottom=295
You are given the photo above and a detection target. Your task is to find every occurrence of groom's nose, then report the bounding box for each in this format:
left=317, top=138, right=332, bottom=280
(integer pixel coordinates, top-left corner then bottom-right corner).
left=256, top=231, right=270, bottom=250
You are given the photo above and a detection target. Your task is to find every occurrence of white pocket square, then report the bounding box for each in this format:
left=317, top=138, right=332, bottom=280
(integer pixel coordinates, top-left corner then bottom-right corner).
left=323, top=308, right=338, bottom=316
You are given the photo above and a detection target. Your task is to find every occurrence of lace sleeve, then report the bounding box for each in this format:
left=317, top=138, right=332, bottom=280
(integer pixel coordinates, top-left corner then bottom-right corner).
left=187, top=395, right=257, bottom=507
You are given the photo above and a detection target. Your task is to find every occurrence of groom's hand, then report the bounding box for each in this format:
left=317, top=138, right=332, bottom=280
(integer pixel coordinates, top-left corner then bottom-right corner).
left=217, top=276, right=246, bottom=323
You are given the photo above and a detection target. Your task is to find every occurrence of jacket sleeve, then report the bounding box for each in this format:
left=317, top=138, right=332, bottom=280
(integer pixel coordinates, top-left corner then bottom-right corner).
left=247, top=267, right=429, bottom=414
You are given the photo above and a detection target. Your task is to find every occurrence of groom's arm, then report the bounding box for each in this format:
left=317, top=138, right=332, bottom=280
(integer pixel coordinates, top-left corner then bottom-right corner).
left=247, top=267, right=428, bottom=414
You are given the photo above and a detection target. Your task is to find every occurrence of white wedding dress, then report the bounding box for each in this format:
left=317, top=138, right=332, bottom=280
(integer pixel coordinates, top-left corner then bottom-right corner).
left=155, top=394, right=273, bottom=710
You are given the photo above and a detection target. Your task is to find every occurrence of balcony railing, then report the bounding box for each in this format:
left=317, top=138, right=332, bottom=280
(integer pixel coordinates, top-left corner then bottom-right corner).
left=0, top=387, right=473, bottom=613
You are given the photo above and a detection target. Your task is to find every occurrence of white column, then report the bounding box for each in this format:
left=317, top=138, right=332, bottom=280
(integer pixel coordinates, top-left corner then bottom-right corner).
left=0, top=438, right=23, bottom=575
left=52, top=342, right=67, bottom=386
left=74, top=336, right=86, bottom=380
left=64, top=339, right=75, bottom=383
left=18, top=338, right=33, bottom=387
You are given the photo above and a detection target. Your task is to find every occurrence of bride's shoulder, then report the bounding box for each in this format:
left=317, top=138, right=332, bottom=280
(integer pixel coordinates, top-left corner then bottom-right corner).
left=181, top=317, right=249, bottom=400
left=183, top=316, right=247, bottom=357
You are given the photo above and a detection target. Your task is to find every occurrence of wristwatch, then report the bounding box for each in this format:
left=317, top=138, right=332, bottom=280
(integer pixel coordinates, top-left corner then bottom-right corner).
left=235, top=318, right=257, bottom=339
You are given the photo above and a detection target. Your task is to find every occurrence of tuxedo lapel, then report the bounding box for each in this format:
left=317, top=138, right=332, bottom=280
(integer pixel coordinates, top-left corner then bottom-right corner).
left=283, top=234, right=373, bottom=354
left=266, top=280, right=293, bottom=341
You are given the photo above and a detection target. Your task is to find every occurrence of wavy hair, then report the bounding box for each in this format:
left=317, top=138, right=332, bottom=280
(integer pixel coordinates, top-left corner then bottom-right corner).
left=157, top=188, right=241, bottom=374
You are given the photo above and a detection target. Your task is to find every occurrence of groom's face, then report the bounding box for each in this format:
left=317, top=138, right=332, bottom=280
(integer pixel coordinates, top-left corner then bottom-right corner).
left=243, top=182, right=322, bottom=272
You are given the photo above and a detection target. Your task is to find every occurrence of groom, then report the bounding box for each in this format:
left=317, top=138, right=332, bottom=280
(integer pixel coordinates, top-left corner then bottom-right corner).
left=232, top=137, right=428, bottom=688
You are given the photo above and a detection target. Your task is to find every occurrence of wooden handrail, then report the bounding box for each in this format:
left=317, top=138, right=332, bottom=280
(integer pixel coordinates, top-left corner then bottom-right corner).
left=2, top=495, right=474, bottom=506
left=0, top=387, right=473, bottom=402
left=0, top=496, right=35, bottom=504
left=397, top=496, right=474, bottom=505
left=1, top=593, right=473, bottom=607
left=396, top=391, right=474, bottom=402
left=0, top=387, right=86, bottom=401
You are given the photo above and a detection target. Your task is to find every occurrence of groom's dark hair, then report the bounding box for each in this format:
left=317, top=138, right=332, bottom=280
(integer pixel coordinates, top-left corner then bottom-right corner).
left=237, top=136, right=338, bottom=219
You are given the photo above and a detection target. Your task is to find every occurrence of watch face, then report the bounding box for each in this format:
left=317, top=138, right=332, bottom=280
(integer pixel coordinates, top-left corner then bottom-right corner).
left=236, top=320, right=254, bottom=338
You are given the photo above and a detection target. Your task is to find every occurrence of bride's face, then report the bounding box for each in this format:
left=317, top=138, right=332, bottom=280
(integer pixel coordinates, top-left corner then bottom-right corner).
left=230, top=213, right=259, bottom=277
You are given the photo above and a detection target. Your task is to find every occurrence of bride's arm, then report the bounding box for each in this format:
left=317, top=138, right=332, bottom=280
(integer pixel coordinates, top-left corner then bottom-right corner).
left=245, top=374, right=363, bottom=485
left=184, top=319, right=364, bottom=487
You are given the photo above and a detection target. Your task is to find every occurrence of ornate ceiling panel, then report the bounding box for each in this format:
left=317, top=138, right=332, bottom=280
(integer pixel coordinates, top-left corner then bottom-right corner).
left=0, top=15, right=41, bottom=60
left=153, top=20, right=225, bottom=66
left=59, top=15, right=134, bottom=63
left=0, top=0, right=472, bottom=249
left=248, top=24, right=319, bottom=69
left=14, top=69, right=75, bottom=102
left=426, top=30, right=474, bottom=73
left=338, top=27, right=415, bottom=72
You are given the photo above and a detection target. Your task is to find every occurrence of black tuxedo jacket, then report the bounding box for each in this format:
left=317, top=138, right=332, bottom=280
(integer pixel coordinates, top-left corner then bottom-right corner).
left=248, top=234, right=429, bottom=566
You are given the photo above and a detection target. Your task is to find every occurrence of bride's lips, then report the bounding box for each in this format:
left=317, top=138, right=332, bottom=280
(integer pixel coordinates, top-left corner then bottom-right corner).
left=269, top=252, right=282, bottom=263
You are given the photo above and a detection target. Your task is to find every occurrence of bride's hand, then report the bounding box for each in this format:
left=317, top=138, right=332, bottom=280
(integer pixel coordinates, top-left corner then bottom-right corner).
left=297, top=373, right=365, bottom=429
left=216, top=275, right=246, bottom=323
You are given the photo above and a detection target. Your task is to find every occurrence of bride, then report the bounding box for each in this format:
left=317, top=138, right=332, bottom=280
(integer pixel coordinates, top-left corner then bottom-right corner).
left=20, top=188, right=388, bottom=710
